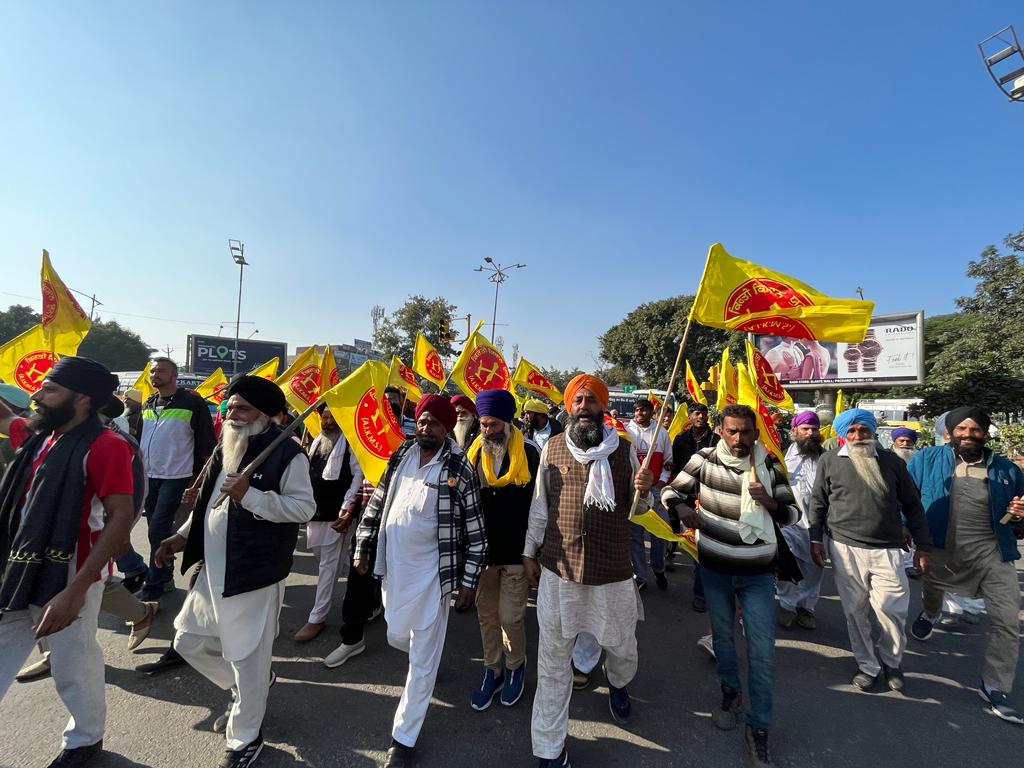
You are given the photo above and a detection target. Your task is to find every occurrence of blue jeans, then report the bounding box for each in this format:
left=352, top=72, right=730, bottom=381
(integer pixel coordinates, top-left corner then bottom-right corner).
left=630, top=500, right=667, bottom=583
left=115, top=545, right=147, bottom=579
left=693, top=564, right=704, bottom=598
left=702, top=568, right=776, bottom=730
left=143, top=476, right=190, bottom=590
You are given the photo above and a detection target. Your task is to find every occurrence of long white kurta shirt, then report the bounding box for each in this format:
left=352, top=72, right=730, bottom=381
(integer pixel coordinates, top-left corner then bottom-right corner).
left=377, top=444, right=445, bottom=637
left=306, top=431, right=364, bottom=549
left=174, top=453, right=315, bottom=661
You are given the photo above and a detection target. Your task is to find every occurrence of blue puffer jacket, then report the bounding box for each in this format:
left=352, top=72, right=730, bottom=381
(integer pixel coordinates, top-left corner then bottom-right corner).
left=907, top=445, right=1024, bottom=563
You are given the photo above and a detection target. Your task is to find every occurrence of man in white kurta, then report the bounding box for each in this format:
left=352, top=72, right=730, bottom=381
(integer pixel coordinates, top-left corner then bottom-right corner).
left=155, top=379, right=314, bottom=768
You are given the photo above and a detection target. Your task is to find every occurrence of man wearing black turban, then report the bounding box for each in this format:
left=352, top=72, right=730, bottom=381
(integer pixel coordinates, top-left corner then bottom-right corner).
left=0, top=357, right=136, bottom=767
left=153, top=376, right=315, bottom=766
left=907, top=406, right=1024, bottom=725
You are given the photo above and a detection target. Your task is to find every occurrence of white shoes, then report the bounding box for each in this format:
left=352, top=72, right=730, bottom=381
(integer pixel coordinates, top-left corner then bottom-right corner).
left=323, top=639, right=366, bottom=668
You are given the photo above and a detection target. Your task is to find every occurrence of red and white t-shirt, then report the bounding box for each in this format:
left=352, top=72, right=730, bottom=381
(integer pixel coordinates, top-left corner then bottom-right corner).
left=9, top=417, right=135, bottom=584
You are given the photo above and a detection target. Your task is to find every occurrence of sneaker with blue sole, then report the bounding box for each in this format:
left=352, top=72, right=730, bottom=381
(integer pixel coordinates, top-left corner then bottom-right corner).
left=501, top=662, right=526, bottom=706
left=470, top=667, right=504, bottom=711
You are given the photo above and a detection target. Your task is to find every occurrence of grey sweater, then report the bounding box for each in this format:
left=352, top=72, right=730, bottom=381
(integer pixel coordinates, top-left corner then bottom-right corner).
left=809, top=447, right=932, bottom=550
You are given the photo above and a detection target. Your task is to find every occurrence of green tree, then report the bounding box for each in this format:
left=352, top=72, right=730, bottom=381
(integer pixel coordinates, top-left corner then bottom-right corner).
left=598, top=295, right=733, bottom=390
left=373, top=295, right=458, bottom=362
left=0, top=304, right=41, bottom=343
left=77, top=319, right=154, bottom=370
left=538, top=366, right=586, bottom=391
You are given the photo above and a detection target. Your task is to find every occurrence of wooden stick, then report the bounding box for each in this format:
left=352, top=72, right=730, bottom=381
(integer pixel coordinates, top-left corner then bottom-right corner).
left=629, top=315, right=694, bottom=517
left=999, top=512, right=1015, bottom=524
left=209, top=396, right=325, bottom=508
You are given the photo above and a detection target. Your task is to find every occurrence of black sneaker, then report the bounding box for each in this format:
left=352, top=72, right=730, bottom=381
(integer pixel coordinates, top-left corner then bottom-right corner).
left=218, top=732, right=263, bottom=768
left=383, top=739, right=415, bottom=767
left=46, top=741, right=103, bottom=767
left=538, top=749, right=571, bottom=768
left=571, top=663, right=590, bottom=690
left=979, top=683, right=1024, bottom=725
left=136, top=647, right=186, bottom=675
left=882, top=664, right=904, bottom=692
left=745, top=725, right=772, bottom=766
left=712, top=685, right=743, bottom=730
left=910, top=611, right=936, bottom=641
left=608, top=682, right=632, bottom=725
left=655, top=571, right=668, bottom=590
left=852, top=671, right=877, bottom=691
left=121, top=573, right=146, bottom=594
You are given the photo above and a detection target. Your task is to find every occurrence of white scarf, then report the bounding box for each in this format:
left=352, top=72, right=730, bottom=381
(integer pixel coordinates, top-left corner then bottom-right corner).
left=318, top=431, right=349, bottom=481
left=564, top=424, right=620, bottom=511
left=715, top=440, right=776, bottom=545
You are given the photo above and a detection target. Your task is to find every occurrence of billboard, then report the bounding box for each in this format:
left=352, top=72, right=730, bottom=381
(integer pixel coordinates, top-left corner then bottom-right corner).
left=187, top=335, right=288, bottom=376
left=751, top=311, right=924, bottom=389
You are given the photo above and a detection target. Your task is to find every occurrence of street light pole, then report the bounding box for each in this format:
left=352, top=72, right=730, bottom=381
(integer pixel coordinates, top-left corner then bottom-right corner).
left=474, top=257, right=526, bottom=343
left=228, top=239, right=248, bottom=376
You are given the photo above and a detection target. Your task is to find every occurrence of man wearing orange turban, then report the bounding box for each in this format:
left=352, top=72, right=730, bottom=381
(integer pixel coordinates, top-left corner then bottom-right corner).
left=522, top=373, right=653, bottom=767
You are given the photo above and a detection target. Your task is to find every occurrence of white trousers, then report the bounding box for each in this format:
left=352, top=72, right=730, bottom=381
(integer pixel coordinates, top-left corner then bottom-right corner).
left=829, top=540, right=909, bottom=677
left=0, top=580, right=105, bottom=749
left=776, top=526, right=825, bottom=612
left=532, top=594, right=638, bottom=760
left=572, top=632, right=601, bottom=674
left=309, top=537, right=347, bottom=624
left=388, top=598, right=451, bottom=747
left=173, top=611, right=276, bottom=751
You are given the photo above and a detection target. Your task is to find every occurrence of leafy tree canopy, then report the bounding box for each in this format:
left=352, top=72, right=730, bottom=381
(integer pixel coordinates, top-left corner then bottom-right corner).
left=373, top=295, right=458, bottom=363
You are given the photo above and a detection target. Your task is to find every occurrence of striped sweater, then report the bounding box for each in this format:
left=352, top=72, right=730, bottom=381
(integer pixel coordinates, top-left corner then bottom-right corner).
left=661, top=446, right=799, bottom=575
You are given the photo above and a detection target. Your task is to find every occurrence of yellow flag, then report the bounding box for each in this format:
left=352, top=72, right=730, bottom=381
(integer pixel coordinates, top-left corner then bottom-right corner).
left=737, top=361, right=787, bottom=473
left=196, top=367, right=228, bottom=405
left=276, top=347, right=322, bottom=414
left=0, top=324, right=75, bottom=393
left=630, top=508, right=699, bottom=560
left=511, top=357, right=563, bottom=405
left=668, top=402, right=690, bottom=443
left=716, top=348, right=739, bottom=412
left=448, top=321, right=511, bottom=398
left=684, top=360, right=707, bottom=406
left=321, top=346, right=340, bottom=391
left=248, top=357, right=280, bottom=380
left=321, top=360, right=406, bottom=485
left=744, top=339, right=794, bottom=410
left=834, top=388, right=845, bottom=417
left=690, top=243, right=874, bottom=342
left=413, top=333, right=446, bottom=390
left=132, top=361, right=155, bottom=402
left=40, top=250, right=90, bottom=352
left=388, top=356, right=423, bottom=403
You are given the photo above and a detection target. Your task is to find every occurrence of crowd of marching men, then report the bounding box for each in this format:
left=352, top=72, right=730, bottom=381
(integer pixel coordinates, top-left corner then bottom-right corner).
left=1, top=353, right=1023, bottom=768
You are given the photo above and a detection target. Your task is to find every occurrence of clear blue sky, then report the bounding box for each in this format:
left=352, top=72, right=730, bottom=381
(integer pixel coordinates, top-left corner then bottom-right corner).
left=1, top=2, right=1020, bottom=371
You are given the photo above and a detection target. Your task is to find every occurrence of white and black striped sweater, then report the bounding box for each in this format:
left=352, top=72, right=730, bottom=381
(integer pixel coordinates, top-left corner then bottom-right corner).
left=661, top=446, right=799, bottom=575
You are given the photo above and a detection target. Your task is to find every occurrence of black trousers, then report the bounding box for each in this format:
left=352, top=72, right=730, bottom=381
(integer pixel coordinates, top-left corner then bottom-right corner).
left=339, top=536, right=381, bottom=645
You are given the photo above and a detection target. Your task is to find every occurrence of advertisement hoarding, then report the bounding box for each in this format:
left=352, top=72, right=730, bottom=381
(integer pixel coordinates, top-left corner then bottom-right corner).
left=751, top=311, right=924, bottom=390
left=187, top=335, right=288, bottom=376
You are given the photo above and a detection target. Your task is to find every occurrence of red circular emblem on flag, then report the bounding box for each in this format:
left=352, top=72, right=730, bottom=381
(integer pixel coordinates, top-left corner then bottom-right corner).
left=289, top=365, right=321, bottom=405
left=355, top=386, right=400, bottom=459
left=15, top=350, right=57, bottom=393
left=759, top=401, right=782, bottom=448
left=750, top=349, right=786, bottom=403
left=328, top=368, right=340, bottom=388
left=464, top=347, right=509, bottom=394
left=211, top=382, right=227, bottom=404
left=424, top=350, right=444, bottom=381
left=41, top=281, right=58, bottom=325
left=399, top=364, right=416, bottom=387
left=526, top=369, right=553, bottom=391
left=725, top=278, right=814, bottom=337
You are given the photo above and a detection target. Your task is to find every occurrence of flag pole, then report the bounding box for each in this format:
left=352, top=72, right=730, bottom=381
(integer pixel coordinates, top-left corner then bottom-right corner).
left=629, top=312, right=695, bottom=518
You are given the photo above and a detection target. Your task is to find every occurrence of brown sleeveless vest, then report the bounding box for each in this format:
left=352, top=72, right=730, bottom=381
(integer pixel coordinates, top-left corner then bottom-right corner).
left=539, top=433, right=634, bottom=586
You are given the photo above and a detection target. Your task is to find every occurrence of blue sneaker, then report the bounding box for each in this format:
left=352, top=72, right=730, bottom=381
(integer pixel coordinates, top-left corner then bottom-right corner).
left=470, top=668, right=504, bottom=711
left=501, top=662, right=526, bottom=706
left=608, top=682, right=632, bottom=725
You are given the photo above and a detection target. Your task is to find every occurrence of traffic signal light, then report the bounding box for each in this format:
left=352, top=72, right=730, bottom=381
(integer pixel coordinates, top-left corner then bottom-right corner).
left=438, top=319, right=451, bottom=344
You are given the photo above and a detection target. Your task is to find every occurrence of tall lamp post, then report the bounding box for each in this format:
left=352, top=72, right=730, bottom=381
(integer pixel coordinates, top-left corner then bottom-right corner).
left=228, top=239, right=248, bottom=375
left=474, top=257, right=526, bottom=342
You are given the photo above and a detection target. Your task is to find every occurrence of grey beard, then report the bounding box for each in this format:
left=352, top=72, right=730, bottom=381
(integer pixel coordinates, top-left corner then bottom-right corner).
left=568, top=415, right=602, bottom=448
left=847, top=441, right=889, bottom=499
left=892, top=446, right=916, bottom=464
left=222, top=415, right=271, bottom=473
left=482, top=425, right=509, bottom=467
left=317, top=426, right=341, bottom=459
left=453, top=417, right=476, bottom=449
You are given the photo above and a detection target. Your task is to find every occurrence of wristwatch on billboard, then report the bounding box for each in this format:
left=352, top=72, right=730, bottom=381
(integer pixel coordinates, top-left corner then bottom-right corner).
left=843, top=345, right=862, bottom=373
left=858, top=330, right=882, bottom=373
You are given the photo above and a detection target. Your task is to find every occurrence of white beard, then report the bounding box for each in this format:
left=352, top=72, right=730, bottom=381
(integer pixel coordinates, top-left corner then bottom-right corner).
left=847, top=440, right=889, bottom=498
left=453, top=416, right=476, bottom=449
left=221, top=415, right=271, bottom=473
left=892, top=446, right=916, bottom=464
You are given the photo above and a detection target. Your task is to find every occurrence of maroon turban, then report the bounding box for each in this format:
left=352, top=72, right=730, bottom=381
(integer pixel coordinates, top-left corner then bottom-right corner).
left=416, top=393, right=457, bottom=432
left=450, top=394, right=477, bottom=416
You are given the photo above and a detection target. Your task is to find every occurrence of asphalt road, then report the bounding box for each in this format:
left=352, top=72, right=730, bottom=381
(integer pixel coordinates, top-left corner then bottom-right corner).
left=2, top=527, right=1022, bottom=768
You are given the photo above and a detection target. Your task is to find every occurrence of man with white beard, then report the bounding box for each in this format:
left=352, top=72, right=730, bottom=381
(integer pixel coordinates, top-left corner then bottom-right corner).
left=809, top=408, right=932, bottom=693
left=451, top=395, right=480, bottom=452
left=888, top=427, right=921, bottom=579
left=776, top=411, right=825, bottom=630
left=154, top=376, right=315, bottom=768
